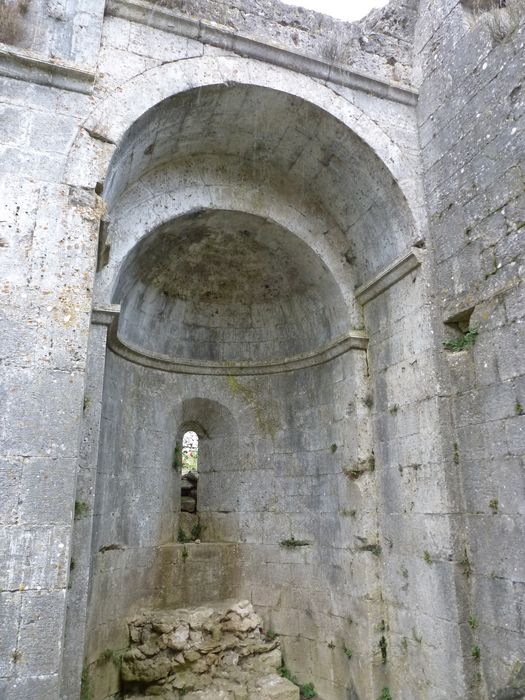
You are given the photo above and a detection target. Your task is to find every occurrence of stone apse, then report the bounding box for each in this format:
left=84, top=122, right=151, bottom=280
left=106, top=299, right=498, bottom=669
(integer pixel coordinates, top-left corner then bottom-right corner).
left=0, top=1, right=524, bottom=699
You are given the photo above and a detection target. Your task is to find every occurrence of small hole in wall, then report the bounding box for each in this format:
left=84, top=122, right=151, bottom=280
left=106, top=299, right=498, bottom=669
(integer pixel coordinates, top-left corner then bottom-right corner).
left=443, top=307, right=478, bottom=352
left=96, top=219, right=110, bottom=271
left=445, top=307, right=474, bottom=335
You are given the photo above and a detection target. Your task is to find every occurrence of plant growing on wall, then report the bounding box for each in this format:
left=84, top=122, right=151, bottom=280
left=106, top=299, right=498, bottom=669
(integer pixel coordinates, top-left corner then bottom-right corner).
left=178, top=518, right=205, bottom=543
left=465, top=0, right=525, bottom=42
left=74, top=500, right=89, bottom=520
left=278, top=665, right=317, bottom=698
left=280, top=537, right=310, bottom=548
left=343, top=644, right=353, bottom=658
left=300, top=682, right=317, bottom=698
left=443, top=328, right=478, bottom=352
left=344, top=454, right=375, bottom=480
left=379, top=635, right=388, bottom=664
left=80, top=665, right=92, bottom=700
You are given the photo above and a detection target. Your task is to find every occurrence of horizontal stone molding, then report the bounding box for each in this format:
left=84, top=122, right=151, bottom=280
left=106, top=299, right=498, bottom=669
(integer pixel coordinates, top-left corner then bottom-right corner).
left=106, top=0, right=418, bottom=107
left=91, top=304, right=121, bottom=326
left=103, top=318, right=368, bottom=375
left=355, top=248, right=424, bottom=305
left=0, top=43, right=95, bottom=94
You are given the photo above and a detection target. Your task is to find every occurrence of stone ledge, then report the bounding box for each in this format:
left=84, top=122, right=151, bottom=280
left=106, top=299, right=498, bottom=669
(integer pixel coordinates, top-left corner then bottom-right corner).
left=0, top=43, right=95, bottom=94
left=106, top=0, right=419, bottom=107
left=91, top=304, right=121, bottom=326
left=355, top=248, right=424, bottom=305
left=104, top=320, right=368, bottom=375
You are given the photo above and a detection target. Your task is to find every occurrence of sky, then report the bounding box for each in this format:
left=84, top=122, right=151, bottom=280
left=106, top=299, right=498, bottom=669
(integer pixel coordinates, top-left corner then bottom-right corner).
left=280, top=0, right=390, bottom=22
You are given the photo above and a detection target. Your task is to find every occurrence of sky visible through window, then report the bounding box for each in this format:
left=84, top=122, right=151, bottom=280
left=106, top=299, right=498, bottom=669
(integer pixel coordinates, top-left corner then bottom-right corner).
left=280, top=0, right=390, bottom=22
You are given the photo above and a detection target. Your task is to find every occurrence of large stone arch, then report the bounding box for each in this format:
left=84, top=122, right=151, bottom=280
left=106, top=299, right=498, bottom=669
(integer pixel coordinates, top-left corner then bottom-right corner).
left=66, top=55, right=424, bottom=236
left=65, top=52, right=430, bottom=700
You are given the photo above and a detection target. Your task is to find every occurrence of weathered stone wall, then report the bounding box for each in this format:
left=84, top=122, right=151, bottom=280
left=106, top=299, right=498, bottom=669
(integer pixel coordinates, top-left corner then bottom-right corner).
left=415, top=1, right=525, bottom=698
left=0, top=75, right=98, bottom=698
left=363, top=259, right=471, bottom=700
left=0, top=3, right=422, bottom=697
left=1, top=0, right=523, bottom=699
left=68, top=21, right=422, bottom=696
left=82, top=347, right=376, bottom=699
left=105, top=0, right=418, bottom=87
left=0, top=0, right=104, bottom=65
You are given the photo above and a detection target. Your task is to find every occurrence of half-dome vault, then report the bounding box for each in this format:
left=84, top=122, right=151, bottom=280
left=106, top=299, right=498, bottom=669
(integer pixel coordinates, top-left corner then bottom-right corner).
left=113, top=209, right=349, bottom=363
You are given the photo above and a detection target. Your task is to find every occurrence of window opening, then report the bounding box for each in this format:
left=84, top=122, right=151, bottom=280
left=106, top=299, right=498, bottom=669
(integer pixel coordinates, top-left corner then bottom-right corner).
left=182, top=430, right=198, bottom=474
left=181, top=431, right=198, bottom=516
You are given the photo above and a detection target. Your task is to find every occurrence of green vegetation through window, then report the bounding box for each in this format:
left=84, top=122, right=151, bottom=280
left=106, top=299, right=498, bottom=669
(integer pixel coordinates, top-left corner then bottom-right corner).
left=182, top=430, right=198, bottom=474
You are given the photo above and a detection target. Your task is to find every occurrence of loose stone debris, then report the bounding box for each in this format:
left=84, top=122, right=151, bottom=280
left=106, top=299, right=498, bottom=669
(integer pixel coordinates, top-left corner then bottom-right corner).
left=181, top=470, right=198, bottom=513
left=121, top=600, right=299, bottom=699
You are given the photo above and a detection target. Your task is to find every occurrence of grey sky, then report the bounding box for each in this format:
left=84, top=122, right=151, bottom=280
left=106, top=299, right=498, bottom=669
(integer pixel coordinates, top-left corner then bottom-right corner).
left=280, top=0, right=390, bottom=21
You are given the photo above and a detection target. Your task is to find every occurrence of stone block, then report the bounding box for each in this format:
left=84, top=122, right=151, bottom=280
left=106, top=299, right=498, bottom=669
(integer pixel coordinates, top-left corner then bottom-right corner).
left=0, top=674, right=60, bottom=700
left=28, top=112, right=78, bottom=154
left=17, top=590, right=66, bottom=676
left=18, top=457, right=76, bottom=526
left=127, top=23, right=203, bottom=62
left=0, top=591, right=21, bottom=677
left=0, top=523, right=70, bottom=591
left=0, top=457, right=22, bottom=526
left=179, top=511, right=198, bottom=535
left=101, top=15, right=131, bottom=50
left=181, top=496, right=196, bottom=513
left=0, top=106, right=28, bottom=146
left=249, top=674, right=300, bottom=699
left=505, top=414, right=525, bottom=456
left=0, top=366, right=84, bottom=457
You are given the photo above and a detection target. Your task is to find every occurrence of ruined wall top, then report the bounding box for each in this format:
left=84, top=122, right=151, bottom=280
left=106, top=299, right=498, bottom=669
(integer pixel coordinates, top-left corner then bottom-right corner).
left=130, top=0, right=419, bottom=85
left=0, top=0, right=420, bottom=91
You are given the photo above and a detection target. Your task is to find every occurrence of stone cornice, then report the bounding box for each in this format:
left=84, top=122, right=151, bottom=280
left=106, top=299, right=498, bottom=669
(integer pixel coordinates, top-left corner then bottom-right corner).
left=0, top=4, right=419, bottom=106
left=0, top=43, right=95, bottom=93
left=104, top=319, right=368, bottom=375
left=91, top=304, right=121, bottom=326
left=355, top=248, right=425, bottom=305
left=106, top=0, right=418, bottom=107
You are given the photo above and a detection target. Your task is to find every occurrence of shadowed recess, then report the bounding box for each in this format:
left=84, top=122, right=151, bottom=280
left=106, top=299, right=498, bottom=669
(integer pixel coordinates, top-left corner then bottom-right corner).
left=114, top=209, right=349, bottom=363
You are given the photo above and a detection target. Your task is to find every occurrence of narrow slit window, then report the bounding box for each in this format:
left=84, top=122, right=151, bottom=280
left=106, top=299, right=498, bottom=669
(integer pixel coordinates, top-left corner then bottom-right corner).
left=180, top=431, right=198, bottom=518
left=182, top=430, right=198, bottom=474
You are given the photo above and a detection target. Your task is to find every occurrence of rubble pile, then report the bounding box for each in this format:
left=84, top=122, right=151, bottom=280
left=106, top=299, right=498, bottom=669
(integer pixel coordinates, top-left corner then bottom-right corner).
left=121, top=600, right=299, bottom=700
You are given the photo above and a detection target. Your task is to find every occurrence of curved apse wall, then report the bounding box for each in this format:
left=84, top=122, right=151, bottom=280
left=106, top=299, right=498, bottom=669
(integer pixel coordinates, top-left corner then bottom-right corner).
left=84, top=80, right=418, bottom=700
left=113, top=209, right=349, bottom=363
